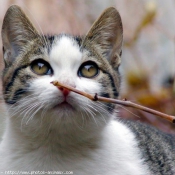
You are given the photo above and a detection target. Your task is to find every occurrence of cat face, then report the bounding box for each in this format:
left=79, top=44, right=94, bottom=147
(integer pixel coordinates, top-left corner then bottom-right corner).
left=1, top=5, right=123, bottom=129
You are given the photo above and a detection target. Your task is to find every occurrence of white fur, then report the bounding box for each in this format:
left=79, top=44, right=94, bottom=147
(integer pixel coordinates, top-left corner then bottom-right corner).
left=0, top=36, right=150, bottom=174
left=0, top=120, right=150, bottom=174
left=50, top=37, right=82, bottom=80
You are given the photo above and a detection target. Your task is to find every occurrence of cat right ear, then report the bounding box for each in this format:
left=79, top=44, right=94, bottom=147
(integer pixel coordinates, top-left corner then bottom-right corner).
left=1, top=5, right=39, bottom=67
left=83, top=7, right=123, bottom=69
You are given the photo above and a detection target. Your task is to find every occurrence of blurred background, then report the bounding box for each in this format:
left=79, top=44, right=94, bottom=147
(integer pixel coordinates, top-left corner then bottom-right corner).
left=0, top=0, right=175, bottom=137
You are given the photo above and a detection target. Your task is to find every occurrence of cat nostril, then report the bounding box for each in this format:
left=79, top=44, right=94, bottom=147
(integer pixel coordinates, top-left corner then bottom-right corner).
left=59, top=87, right=64, bottom=91
left=58, top=87, right=70, bottom=97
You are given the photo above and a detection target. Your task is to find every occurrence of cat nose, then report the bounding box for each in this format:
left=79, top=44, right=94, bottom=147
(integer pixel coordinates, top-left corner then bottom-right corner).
left=58, top=87, right=70, bottom=97
left=58, top=83, right=76, bottom=97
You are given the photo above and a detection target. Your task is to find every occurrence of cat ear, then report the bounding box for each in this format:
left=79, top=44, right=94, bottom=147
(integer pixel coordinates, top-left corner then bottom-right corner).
left=1, top=5, right=39, bottom=67
left=83, top=7, right=123, bottom=69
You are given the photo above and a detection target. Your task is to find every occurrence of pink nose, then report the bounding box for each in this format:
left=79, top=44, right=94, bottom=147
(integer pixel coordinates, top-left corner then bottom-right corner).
left=58, top=87, right=70, bottom=97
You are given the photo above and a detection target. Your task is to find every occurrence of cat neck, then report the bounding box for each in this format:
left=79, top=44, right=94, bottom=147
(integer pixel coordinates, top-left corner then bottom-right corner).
left=3, top=111, right=111, bottom=153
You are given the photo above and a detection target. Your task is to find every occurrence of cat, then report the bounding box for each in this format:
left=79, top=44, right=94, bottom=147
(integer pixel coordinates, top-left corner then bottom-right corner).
left=0, top=5, right=175, bottom=175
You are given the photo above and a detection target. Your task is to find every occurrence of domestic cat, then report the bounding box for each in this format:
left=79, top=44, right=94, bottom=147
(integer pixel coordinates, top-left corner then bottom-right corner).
left=0, top=5, right=175, bottom=175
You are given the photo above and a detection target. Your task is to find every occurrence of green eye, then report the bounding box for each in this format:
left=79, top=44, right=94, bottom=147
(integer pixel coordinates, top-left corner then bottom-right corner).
left=78, top=61, right=99, bottom=78
left=31, top=59, right=53, bottom=75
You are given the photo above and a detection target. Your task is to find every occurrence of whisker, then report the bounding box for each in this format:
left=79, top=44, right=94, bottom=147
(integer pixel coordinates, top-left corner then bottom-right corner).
left=25, top=103, right=45, bottom=125
left=117, top=104, right=141, bottom=119
left=91, top=102, right=110, bottom=122
left=40, top=105, right=50, bottom=127
left=83, top=107, right=98, bottom=126
left=21, top=103, right=40, bottom=124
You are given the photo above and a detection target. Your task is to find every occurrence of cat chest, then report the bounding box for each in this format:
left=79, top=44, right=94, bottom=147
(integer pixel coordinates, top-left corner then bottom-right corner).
left=0, top=135, right=149, bottom=175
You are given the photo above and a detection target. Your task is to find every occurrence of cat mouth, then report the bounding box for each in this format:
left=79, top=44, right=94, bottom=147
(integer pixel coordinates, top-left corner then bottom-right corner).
left=53, top=101, right=75, bottom=111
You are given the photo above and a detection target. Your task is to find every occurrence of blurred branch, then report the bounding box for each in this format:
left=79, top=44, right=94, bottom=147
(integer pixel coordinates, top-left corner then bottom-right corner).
left=51, top=80, right=175, bottom=123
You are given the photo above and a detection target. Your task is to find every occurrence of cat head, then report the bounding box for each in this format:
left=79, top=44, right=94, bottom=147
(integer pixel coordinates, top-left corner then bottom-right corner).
left=1, top=5, right=123, bottom=131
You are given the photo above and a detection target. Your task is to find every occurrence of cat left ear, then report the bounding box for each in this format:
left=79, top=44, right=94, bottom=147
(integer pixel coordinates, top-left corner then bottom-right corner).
left=1, top=5, right=39, bottom=67
left=83, top=7, right=123, bottom=69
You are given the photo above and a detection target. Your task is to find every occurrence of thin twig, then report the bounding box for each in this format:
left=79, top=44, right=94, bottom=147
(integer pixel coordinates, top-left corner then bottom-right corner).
left=51, top=81, right=175, bottom=123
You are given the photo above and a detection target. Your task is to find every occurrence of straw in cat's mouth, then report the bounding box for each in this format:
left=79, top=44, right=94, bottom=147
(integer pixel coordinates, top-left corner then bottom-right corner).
left=51, top=80, right=175, bottom=123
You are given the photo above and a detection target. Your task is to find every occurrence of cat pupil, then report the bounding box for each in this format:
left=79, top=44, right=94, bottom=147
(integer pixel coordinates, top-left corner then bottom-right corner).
left=85, top=65, right=91, bottom=71
left=85, top=65, right=93, bottom=71
left=38, top=63, right=44, bottom=70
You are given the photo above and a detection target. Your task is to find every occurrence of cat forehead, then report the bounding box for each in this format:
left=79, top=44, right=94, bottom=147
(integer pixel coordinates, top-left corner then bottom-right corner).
left=49, top=36, right=82, bottom=66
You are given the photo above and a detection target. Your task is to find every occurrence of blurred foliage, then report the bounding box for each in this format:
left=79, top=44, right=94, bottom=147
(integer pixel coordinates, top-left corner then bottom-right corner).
left=125, top=1, right=157, bottom=47
left=118, top=0, right=175, bottom=134
left=120, top=61, right=175, bottom=134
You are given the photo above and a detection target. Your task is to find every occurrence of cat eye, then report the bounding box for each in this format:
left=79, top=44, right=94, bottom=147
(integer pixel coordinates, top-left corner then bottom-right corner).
left=78, top=61, right=99, bottom=78
left=30, top=59, right=53, bottom=75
